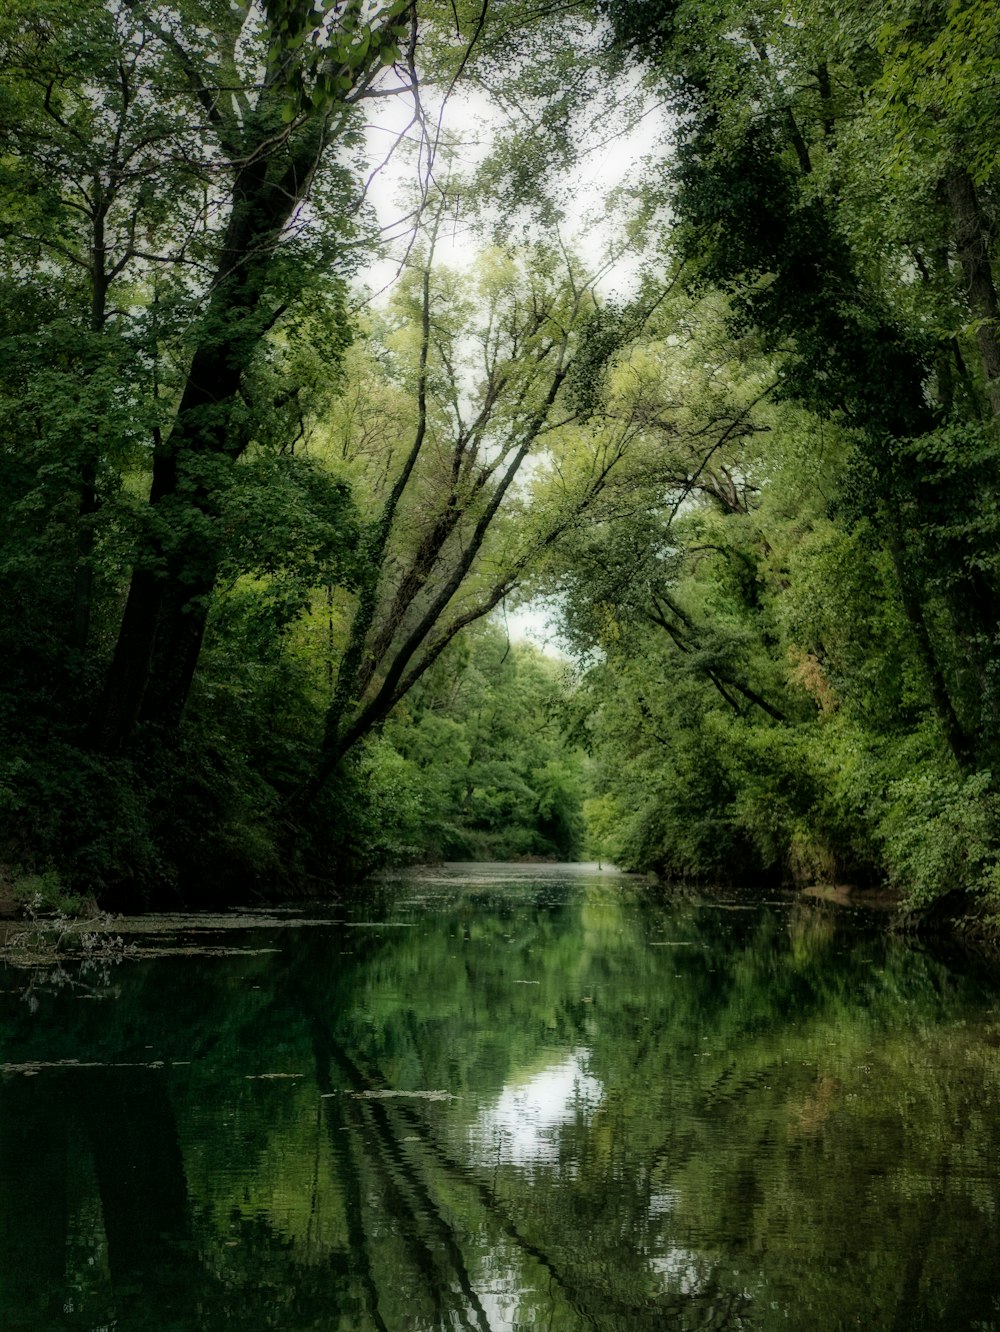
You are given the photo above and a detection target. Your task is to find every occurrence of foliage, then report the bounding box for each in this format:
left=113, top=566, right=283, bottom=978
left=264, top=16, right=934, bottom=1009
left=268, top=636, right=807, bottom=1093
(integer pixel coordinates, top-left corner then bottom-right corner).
left=0, top=0, right=603, bottom=902
left=2, top=0, right=1000, bottom=921
left=550, top=0, right=1000, bottom=918
left=382, top=624, right=586, bottom=861
left=878, top=768, right=1000, bottom=913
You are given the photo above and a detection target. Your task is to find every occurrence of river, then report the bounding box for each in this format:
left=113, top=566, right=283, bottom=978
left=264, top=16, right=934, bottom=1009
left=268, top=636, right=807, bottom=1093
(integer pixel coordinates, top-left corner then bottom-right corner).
left=2, top=863, right=1000, bottom=1329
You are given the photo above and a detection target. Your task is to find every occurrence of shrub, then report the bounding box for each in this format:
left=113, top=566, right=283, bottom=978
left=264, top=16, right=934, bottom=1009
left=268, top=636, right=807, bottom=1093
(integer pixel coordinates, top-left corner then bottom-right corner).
left=877, top=768, right=1000, bottom=912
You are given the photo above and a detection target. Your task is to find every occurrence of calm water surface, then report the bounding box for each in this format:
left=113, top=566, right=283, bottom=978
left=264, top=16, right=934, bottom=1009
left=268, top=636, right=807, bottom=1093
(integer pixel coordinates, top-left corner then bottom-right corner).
left=3, top=865, right=1000, bottom=1330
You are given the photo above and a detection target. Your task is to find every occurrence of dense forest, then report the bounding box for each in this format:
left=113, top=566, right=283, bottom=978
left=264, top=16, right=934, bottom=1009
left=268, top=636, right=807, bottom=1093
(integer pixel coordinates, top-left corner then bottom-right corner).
left=2, top=0, right=1000, bottom=922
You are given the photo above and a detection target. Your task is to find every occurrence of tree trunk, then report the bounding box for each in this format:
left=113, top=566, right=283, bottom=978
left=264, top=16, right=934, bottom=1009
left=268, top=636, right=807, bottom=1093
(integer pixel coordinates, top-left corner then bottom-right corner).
left=885, top=526, right=972, bottom=769
left=71, top=456, right=98, bottom=659
left=71, top=204, right=110, bottom=661
left=945, top=168, right=1000, bottom=429
left=89, top=126, right=326, bottom=750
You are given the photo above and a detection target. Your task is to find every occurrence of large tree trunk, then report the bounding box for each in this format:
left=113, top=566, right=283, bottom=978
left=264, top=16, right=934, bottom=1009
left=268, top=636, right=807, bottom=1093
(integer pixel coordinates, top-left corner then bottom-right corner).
left=946, top=168, right=1000, bottom=429
left=71, top=205, right=110, bottom=662
left=89, top=128, right=326, bottom=751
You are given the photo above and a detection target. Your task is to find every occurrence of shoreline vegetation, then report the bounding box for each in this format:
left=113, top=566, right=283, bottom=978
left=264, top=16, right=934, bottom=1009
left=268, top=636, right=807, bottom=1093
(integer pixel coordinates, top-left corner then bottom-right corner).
left=4, top=0, right=1000, bottom=930
left=7, top=872, right=1000, bottom=983
left=7, top=861, right=991, bottom=958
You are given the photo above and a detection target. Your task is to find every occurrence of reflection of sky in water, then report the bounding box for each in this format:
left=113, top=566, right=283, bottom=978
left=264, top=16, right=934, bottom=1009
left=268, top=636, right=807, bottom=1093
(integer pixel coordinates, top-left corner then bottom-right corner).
left=650, top=1247, right=707, bottom=1296
left=476, top=1254, right=534, bottom=1332
left=470, top=1048, right=603, bottom=1168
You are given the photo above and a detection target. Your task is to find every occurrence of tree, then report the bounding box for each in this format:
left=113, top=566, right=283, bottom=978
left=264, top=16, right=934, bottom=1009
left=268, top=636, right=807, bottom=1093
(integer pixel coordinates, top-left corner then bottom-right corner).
left=466, top=0, right=1000, bottom=900
left=597, top=0, right=1000, bottom=769
left=391, top=624, right=586, bottom=860
left=1, top=0, right=609, bottom=894
left=1, top=0, right=520, bottom=755
left=291, top=205, right=664, bottom=801
left=81, top=0, right=414, bottom=750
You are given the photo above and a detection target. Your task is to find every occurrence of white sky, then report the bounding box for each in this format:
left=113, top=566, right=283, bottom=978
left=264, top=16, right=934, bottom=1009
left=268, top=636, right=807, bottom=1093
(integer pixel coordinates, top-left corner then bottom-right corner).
left=357, top=55, right=667, bottom=300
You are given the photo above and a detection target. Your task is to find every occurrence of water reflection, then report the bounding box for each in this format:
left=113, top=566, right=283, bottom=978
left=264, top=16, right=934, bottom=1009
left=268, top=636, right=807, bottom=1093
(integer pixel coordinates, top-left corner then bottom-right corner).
left=1, top=868, right=1000, bottom=1329
left=471, top=1048, right=603, bottom=1168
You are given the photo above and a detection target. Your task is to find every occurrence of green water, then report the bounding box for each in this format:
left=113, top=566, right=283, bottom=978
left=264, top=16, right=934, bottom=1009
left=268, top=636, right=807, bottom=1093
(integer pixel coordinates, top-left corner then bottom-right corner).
left=2, top=865, right=1000, bottom=1330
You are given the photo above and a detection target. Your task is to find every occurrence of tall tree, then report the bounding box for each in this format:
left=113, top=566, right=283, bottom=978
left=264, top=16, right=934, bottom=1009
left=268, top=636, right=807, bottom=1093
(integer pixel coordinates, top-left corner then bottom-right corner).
left=598, top=0, right=1000, bottom=770
left=298, top=216, right=661, bottom=796
left=84, top=0, right=413, bottom=750
left=1, top=0, right=513, bottom=755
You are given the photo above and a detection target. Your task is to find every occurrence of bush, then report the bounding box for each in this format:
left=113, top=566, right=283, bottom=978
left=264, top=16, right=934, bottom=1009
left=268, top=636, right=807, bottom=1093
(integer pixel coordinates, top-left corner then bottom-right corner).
left=877, top=768, right=1000, bottom=912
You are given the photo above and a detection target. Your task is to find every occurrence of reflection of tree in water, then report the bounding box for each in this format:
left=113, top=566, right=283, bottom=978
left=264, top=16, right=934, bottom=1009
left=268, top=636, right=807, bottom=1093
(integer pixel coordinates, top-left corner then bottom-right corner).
left=1, top=1065, right=196, bottom=1329
left=4, top=884, right=1000, bottom=1328
left=298, top=975, right=752, bottom=1332
left=0, top=1068, right=733, bottom=1329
